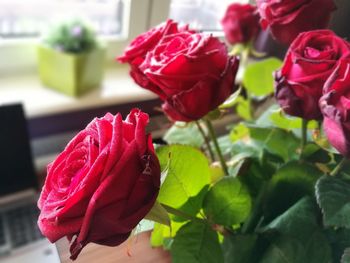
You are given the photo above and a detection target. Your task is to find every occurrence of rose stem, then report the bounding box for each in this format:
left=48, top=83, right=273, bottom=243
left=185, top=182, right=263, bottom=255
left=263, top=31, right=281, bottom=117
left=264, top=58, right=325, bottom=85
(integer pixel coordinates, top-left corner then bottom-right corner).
left=204, top=119, right=229, bottom=176
left=161, top=203, right=206, bottom=224
left=195, top=121, right=215, bottom=162
left=330, top=157, right=348, bottom=177
left=300, top=119, right=308, bottom=157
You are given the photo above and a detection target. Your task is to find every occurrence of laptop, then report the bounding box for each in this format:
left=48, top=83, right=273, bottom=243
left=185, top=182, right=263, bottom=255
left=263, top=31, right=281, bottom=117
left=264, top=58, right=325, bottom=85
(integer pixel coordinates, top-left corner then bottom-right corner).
left=0, top=103, right=60, bottom=263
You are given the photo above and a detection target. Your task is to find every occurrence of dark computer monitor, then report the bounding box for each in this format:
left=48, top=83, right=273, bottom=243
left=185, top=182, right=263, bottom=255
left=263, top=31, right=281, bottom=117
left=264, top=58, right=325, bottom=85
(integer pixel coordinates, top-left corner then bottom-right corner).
left=0, top=104, right=37, bottom=197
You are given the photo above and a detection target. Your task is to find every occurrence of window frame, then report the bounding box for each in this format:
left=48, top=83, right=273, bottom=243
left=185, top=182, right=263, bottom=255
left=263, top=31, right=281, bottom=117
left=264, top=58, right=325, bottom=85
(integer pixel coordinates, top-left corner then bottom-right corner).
left=0, top=0, right=171, bottom=76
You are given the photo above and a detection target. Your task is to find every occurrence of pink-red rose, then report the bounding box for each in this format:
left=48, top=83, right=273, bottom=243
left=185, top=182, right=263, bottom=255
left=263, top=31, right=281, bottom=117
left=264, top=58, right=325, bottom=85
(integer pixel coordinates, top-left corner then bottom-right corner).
left=257, top=0, right=336, bottom=44
left=275, top=30, right=350, bottom=120
left=118, top=19, right=185, bottom=64
left=221, top=3, right=260, bottom=45
left=37, top=109, right=160, bottom=260
left=320, top=59, right=350, bottom=157
left=139, top=32, right=239, bottom=122
left=118, top=20, right=191, bottom=96
left=118, top=20, right=239, bottom=122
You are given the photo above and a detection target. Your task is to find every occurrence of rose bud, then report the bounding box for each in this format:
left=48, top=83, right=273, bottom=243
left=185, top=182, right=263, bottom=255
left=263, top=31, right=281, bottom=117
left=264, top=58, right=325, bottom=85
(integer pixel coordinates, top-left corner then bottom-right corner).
left=221, top=3, right=260, bottom=45
left=139, top=32, right=239, bottom=122
left=275, top=30, right=350, bottom=120
left=117, top=20, right=192, bottom=98
left=256, top=0, right=336, bottom=45
left=320, top=59, right=350, bottom=157
left=37, top=109, right=161, bottom=260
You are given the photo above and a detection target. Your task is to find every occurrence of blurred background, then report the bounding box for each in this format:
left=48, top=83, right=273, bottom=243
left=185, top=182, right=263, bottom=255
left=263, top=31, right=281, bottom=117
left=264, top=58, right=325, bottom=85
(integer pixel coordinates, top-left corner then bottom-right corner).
left=0, top=0, right=348, bottom=262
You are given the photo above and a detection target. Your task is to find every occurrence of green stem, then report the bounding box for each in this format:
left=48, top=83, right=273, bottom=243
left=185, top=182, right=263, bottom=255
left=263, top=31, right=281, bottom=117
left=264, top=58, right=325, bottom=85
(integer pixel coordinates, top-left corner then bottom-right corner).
left=241, top=182, right=267, bottom=234
left=195, top=121, right=215, bottom=162
left=330, top=157, right=347, bottom=177
left=205, top=119, right=229, bottom=176
left=161, top=203, right=206, bottom=224
left=300, top=119, right=308, bottom=157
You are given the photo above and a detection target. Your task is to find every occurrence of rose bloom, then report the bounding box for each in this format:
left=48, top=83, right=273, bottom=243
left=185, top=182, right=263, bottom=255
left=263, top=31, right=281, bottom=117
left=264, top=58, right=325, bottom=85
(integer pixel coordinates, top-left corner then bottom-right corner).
left=139, top=31, right=239, bottom=122
left=274, top=30, right=350, bottom=120
left=221, top=3, right=260, bottom=45
left=320, top=59, right=350, bottom=157
left=37, top=109, right=161, bottom=260
left=118, top=19, right=191, bottom=95
left=256, top=0, right=336, bottom=44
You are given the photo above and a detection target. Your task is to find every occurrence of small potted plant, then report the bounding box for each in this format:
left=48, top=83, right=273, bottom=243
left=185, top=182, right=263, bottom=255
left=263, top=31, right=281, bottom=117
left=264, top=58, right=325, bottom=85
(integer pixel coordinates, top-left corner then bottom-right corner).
left=37, top=19, right=105, bottom=97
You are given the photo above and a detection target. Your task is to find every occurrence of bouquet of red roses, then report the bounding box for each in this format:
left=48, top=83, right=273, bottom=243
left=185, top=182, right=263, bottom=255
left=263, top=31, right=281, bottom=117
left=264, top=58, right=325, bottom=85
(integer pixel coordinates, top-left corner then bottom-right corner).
left=38, top=1, right=350, bottom=262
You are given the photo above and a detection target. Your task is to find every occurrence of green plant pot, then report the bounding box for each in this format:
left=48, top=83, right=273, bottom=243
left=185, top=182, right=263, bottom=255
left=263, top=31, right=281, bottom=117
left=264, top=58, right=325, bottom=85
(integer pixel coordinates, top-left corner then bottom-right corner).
left=37, top=45, right=106, bottom=97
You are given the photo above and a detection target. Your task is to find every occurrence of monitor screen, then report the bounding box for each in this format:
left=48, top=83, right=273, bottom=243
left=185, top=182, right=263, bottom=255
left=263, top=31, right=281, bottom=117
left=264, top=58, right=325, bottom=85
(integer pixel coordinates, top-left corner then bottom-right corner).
left=0, top=104, right=37, bottom=197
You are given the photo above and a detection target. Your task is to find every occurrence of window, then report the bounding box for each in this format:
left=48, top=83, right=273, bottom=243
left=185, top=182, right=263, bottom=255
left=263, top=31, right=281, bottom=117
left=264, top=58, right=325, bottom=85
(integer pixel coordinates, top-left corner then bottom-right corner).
left=169, top=0, right=249, bottom=31
left=0, top=0, right=125, bottom=39
left=0, top=0, right=170, bottom=75
left=1, top=0, right=246, bottom=75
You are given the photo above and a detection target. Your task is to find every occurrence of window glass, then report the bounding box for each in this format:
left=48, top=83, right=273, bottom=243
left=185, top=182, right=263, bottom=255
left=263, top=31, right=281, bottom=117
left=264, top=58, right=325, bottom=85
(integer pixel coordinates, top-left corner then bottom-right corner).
left=169, top=0, right=249, bottom=31
left=0, top=0, right=125, bottom=39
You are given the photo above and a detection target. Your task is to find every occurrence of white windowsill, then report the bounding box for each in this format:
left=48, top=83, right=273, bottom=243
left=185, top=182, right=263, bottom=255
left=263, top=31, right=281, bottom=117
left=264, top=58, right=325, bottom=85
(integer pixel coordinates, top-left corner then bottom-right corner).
left=0, top=65, right=157, bottom=118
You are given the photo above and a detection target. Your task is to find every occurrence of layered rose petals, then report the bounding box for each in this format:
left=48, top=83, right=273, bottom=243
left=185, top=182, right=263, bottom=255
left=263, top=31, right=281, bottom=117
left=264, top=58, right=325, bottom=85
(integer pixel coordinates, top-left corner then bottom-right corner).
left=275, top=30, right=350, bottom=120
left=257, top=0, right=336, bottom=44
left=320, top=59, right=350, bottom=157
left=139, top=32, right=239, bottom=122
left=118, top=20, right=239, bottom=122
left=221, top=3, right=260, bottom=45
left=38, top=109, right=160, bottom=260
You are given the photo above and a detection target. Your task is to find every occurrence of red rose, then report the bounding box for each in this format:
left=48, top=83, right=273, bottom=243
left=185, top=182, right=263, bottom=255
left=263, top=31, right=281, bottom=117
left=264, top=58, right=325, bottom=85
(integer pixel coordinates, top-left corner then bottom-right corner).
left=257, top=0, right=336, bottom=44
left=118, top=19, right=185, bottom=64
left=275, top=30, right=350, bottom=120
left=221, top=3, right=260, bottom=45
left=37, top=109, right=160, bottom=260
left=118, top=20, right=191, bottom=98
left=320, top=59, right=350, bottom=157
left=140, top=32, right=239, bottom=122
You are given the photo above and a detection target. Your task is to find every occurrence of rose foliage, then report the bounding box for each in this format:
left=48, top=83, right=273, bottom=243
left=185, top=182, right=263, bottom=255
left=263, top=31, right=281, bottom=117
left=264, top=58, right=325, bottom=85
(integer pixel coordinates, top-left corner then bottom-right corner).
left=38, top=2, right=350, bottom=262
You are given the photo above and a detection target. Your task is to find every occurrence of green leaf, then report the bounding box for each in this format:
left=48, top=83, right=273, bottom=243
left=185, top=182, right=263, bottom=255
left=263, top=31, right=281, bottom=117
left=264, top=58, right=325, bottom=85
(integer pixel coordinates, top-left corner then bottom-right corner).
left=260, top=197, right=332, bottom=263
left=263, top=161, right=322, bottom=221
left=260, top=236, right=304, bottom=263
left=261, top=197, right=319, bottom=242
left=312, top=127, right=339, bottom=154
left=219, top=87, right=242, bottom=109
left=216, top=135, right=233, bottom=156
left=243, top=57, right=282, bottom=97
left=203, top=177, right=252, bottom=226
left=246, top=124, right=300, bottom=162
left=156, top=145, right=210, bottom=220
left=230, top=123, right=249, bottom=142
left=163, top=122, right=204, bottom=148
left=256, top=104, right=318, bottom=130
left=236, top=96, right=252, bottom=120
left=222, top=234, right=265, bottom=263
left=144, top=201, right=171, bottom=226
left=325, top=228, right=350, bottom=262
left=170, top=222, right=224, bottom=263
left=238, top=158, right=275, bottom=198
left=228, top=153, right=250, bottom=177
left=151, top=221, right=185, bottom=248
left=316, top=175, right=350, bottom=228
left=342, top=248, right=350, bottom=263
left=209, top=163, right=225, bottom=184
